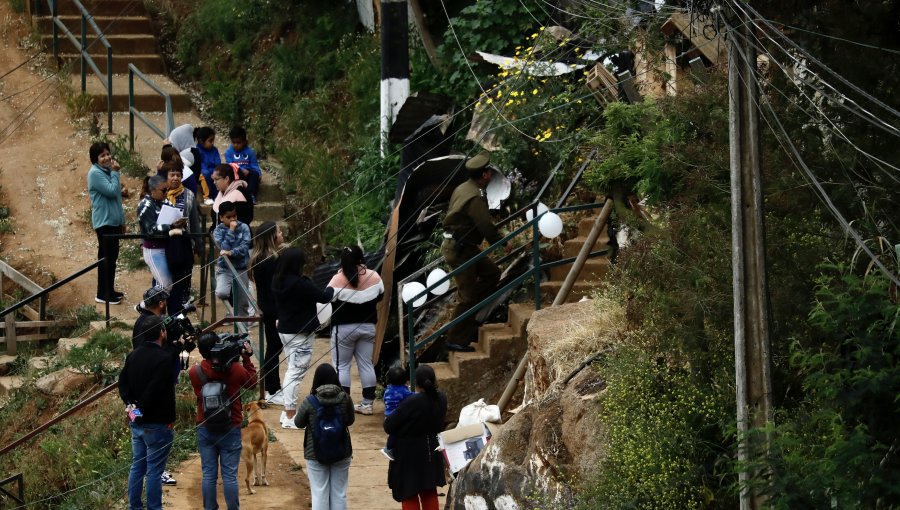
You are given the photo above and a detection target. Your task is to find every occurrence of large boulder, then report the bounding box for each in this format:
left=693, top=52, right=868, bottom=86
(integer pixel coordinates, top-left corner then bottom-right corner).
left=35, top=368, right=94, bottom=396
left=447, top=299, right=616, bottom=509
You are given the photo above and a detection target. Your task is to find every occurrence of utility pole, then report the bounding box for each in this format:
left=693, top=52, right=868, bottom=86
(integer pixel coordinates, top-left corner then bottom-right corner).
left=724, top=3, right=773, bottom=508
left=379, top=0, right=410, bottom=157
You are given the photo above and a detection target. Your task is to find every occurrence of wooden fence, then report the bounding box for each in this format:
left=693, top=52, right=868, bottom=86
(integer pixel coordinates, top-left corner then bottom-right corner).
left=0, top=261, right=75, bottom=354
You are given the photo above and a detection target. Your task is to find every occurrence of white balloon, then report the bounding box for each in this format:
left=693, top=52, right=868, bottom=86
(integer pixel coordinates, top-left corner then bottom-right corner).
left=538, top=212, right=564, bottom=238
left=401, top=282, right=428, bottom=307
left=525, top=202, right=549, bottom=221
left=426, top=268, right=451, bottom=295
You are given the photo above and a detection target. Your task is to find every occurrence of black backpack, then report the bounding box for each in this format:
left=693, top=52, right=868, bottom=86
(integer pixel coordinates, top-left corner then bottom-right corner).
left=193, top=365, right=231, bottom=433
left=306, top=395, right=350, bottom=464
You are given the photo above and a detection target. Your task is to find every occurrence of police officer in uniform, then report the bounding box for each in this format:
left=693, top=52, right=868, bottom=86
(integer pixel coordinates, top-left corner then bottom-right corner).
left=440, top=152, right=504, bottom=352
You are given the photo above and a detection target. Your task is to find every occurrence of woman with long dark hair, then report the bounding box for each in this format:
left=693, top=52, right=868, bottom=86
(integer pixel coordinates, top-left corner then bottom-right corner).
left=384, top=365, right=447, bottom=510
left=250, top=222, right=284, bottom=404
left=327, top=245, right=384, bottom=415
left=294, top=363, right=354, bottom=510
left=272, top=248, right=334, bottom=428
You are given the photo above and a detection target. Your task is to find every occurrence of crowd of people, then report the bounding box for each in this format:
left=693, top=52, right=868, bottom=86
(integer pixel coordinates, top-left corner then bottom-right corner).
left=89, top=134, right=455, bottom=510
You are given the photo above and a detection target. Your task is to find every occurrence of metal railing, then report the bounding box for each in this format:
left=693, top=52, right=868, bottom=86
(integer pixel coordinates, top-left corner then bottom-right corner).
left=219, top=256, right=266, bottom=400
left=403, top=202, right=608, bottom=383
left=46, top=0, right=113, bottom=133
left=128, top=63, right=175, bottom=151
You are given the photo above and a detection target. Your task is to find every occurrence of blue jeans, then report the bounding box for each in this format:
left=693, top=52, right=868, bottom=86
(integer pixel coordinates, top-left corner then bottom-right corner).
left=306, top=457, right=351, bottom=510
left=128, top=423, right=174, bottom=510
left=198, top=425, right=242, bottom=510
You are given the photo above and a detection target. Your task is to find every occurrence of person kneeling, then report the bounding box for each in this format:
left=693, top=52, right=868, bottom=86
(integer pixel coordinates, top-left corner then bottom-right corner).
left=189, top=333, right=257, bottom=510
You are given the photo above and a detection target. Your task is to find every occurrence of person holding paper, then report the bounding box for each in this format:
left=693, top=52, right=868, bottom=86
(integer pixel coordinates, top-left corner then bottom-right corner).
left=138, top=175, right=186, bottom=293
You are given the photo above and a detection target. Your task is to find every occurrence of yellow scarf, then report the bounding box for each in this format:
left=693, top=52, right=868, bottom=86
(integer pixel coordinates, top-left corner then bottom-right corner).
left=166, top=183, right=184, bottom=206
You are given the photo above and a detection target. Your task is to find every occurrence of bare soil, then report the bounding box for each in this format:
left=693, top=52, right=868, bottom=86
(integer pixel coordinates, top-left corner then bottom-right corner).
left=0, top=5, right=146, bottom=317
left=163, top=438, right=311, bottom=509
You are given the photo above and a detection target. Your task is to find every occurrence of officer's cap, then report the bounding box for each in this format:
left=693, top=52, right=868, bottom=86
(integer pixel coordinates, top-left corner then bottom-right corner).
left=465, top=152, right=491, bottom=171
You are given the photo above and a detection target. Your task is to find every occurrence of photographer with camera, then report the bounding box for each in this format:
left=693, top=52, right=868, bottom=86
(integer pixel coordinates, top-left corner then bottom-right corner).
left=189, top=332, right=257, bottom=510
left=118, top=315, right=176, bottom=510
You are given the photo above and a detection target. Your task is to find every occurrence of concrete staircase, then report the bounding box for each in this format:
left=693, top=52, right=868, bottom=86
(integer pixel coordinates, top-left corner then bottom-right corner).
left=35, top=0, right=190, bottom=114
left=426, top=210, right=612, bottom=418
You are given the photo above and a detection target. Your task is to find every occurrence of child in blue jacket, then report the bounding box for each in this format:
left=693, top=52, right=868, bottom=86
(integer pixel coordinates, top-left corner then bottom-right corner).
left=195, top=126, right=221, bottom=200
left=213, top=201, right=251, bottom=317
left=224, top=126, right=261, bottom=204
left=380, top=365, right=414, bottom=461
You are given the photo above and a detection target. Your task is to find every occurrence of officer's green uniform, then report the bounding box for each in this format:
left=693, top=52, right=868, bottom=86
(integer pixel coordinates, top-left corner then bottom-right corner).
left=441, top=156, right=502, bottom=347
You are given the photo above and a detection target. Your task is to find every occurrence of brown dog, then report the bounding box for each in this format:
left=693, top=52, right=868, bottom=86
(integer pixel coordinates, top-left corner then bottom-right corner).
left=241, top=400, right=269, bottom=494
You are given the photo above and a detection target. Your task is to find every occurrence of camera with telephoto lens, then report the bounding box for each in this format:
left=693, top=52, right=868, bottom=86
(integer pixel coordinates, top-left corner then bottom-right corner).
left=209, top=332, right=251, bottom=372
left=163, top=304, right=198, bottom=341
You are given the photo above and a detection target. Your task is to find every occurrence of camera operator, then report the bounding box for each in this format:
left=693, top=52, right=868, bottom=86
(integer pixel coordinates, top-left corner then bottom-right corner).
left=132, top=286, right=196, bottom=352
left=118, top=315, right=176, bottom=510
left=189, top=332, right=257, bottom=510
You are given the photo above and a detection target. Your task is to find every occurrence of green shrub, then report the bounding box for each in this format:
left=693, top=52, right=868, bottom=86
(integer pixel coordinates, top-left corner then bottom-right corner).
left=86, top=329, right=131, bottom=356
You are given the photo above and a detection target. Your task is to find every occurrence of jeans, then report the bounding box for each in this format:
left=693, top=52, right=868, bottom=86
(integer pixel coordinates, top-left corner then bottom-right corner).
left=143, top=247, right=173, bottom=290
left=280, top=332, right=313, bottom=411
left=128, top=423, right=173, bottom=510
left=95, top=225, right=120, bottom=298
left=306, top=457, right=351, bottom=510
left=331, top=323, right=377, bottom=401
left=198, top=425, right=242, bottom=510
left=215, top=267, right=250, bottom=317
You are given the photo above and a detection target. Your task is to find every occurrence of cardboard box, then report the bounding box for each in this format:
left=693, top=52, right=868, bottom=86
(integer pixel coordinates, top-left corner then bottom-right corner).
left=438, top=422, right=494, bottom=474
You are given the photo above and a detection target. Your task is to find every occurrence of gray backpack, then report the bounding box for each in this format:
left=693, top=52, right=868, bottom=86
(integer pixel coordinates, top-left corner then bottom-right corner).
left=193, top=365, right=231, bottom=432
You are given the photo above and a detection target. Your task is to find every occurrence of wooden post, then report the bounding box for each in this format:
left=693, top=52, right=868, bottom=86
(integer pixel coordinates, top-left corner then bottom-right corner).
left=379, top=0, right=410, bottom=156
left=727, top=11, right=773, bottom=509
left=409, top=0, right=440, bottom=69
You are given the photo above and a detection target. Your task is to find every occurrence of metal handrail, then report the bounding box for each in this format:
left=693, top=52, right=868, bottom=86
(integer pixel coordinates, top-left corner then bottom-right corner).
left=0, top=259, right=103, bottom=319
left=47, top=0, right=113, bottom=133
left=404, top=202, right=607, bottom=383
left=128, top=64, right=175, bottom=151
left=219, top=256, right=265, bottom=400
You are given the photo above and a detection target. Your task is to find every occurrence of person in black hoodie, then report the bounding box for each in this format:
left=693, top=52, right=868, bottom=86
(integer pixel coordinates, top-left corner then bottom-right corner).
left=118, top=315, right=177, bottom=510
left=249, top=221, right=284, bottom=405
left=384, top=365, right=447, bottom=509
left=272, top=248, right=334, bottom=428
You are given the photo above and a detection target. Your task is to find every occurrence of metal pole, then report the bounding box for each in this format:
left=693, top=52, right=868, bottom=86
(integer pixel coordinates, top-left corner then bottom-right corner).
left=106, top=46, right=113, bottom=133
left=257, top=317, right=265, bottom=401
left=50, top=0, right=58, bottom=59
left=407, top=303, right=415, bottom=387
left=129, top=69, right=135, bottom=151
left=552, top=199, right=613, bottom=306
left=80, top=16, right=86, bottom=93
left=379, top=0, right=410, bottom=156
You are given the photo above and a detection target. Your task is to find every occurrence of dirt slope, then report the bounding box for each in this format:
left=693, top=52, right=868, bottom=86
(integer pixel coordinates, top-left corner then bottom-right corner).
left=0, top=5, right=145, bottom=315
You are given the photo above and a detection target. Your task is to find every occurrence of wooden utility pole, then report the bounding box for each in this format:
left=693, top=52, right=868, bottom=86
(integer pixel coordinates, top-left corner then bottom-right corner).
left=726, top=5, right=773, bottom=508
left=379, top=0, right=410, bottom=156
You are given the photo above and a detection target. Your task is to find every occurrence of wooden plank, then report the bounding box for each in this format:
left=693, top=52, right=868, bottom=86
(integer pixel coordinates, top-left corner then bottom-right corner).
left=0, top=320, right=77, bottom=330
left=2, top=294, right=39, bottom=321
left=373, top=201, right=401, bottom=364
left=0, top=261, right=43, bottom=295
left=4, top=312, right=15, bottom=355
left=0, top=333, right=54, bottom=343
left=660, top=12, right=726, bottom=65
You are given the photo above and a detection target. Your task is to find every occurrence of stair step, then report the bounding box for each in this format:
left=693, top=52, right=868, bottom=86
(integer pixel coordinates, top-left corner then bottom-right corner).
left=578, top=216, right=611, bottom=237
left=257, top=179, right=285, bottom=203
left=507, top=303, right=535, bottom=337
left=252, top=202, right=284, bottom=222
left=563, top=235, right=610, bottom=258
left=426, top=361, right=457, bottom=382
left=36, top=15, right=154, bottom=36
left=42, top=0, right=149, bottom=17
left=75, top=73, right=192, bottom=113
left=549, top=257, right=610, bottom=282
left=476, top=324, right=517, bottom=356
left=42, top=34, right=158, bottom=54
left=448, top=350, right=490, bottom=374
left=57, top=53, right=165, bottom=74
left=539, top=280, right=596, bottom=304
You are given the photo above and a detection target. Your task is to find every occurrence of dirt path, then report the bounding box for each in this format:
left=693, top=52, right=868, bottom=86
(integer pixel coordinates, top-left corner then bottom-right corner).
left=163, top=437, right=310, bottom=509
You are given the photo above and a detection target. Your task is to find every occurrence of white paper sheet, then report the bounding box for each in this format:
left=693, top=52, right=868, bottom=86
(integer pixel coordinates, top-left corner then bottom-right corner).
left=156, top=203, right=183, bottom=226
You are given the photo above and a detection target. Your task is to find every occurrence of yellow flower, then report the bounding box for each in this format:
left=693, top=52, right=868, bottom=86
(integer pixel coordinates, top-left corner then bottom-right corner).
left=486, top=98, right=493, bottom=104
left=532, top=88, right=539, bottom=95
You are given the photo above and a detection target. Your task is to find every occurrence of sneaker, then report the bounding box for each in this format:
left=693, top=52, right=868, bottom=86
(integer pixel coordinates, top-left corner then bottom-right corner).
left=354, top=402, right=374, bottom=416
left=280, top=411, right=298, bottom=429
left=446, top=343, right=475, bottom=352
left=251, top=195, right=258, bottom=205
left=203, top=198, right=214, bottom=206
left=95, top=295, right=122, bottom=305
left=266, top=391, right=284, bottom=406
left=112, top=290, right=125, bottom=300
left=380, top=448, right=395, bottom=461
left=161, top=471, right=177, bottom=486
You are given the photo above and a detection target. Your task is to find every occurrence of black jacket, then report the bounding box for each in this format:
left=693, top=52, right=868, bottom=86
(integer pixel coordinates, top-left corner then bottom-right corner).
left=118, top=341, right=177, bottom=425
left=384, top=391, right=447, bottom=502
left=251, top=255, right=278, bottom=316
left=273, top=275, right=334, bottom=334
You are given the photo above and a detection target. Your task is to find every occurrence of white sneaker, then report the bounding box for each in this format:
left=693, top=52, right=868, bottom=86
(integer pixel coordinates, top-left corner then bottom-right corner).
left=266, top=391, right=284, bottom=406
left=354, top=402, right=374, bottom=415
left=280, top=411, right=298, bottom=429
left=203, top=198, right=214, bottom=206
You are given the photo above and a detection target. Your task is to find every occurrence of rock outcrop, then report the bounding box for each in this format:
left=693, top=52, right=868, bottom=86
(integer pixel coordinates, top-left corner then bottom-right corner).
left=448, top=300, right=609, bottom=509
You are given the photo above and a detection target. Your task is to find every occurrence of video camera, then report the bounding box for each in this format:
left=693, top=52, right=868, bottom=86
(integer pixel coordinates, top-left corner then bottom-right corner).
left=163, top=304, right=198, bottom=341
left=209, top=332, right=252, bottom=372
